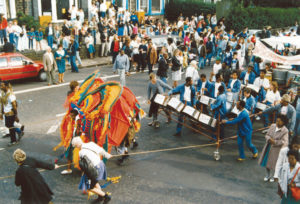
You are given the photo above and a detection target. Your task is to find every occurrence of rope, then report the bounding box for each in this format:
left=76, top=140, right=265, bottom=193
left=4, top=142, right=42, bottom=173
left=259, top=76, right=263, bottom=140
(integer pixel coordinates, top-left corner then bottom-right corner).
left=0, top=142, right=217, bottom=181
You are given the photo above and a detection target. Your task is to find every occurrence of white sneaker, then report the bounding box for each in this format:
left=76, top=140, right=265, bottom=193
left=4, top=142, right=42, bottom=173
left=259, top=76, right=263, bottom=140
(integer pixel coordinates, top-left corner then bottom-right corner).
left=61, top=169, right=72, bottom=175
left=256, top=116, right=261, bottom=120
left=269, top=178, right=274, bottom=183
left=264, top=176, right=269, bottom=182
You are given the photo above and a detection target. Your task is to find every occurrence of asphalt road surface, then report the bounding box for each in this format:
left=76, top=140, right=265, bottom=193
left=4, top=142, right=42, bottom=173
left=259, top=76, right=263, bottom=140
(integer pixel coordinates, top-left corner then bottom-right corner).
left=0, top=64, right=279, bottom=204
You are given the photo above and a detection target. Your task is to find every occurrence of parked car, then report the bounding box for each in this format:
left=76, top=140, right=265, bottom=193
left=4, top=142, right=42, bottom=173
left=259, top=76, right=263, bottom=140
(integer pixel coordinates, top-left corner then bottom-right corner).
left=0, top=53, right=46, bottom=81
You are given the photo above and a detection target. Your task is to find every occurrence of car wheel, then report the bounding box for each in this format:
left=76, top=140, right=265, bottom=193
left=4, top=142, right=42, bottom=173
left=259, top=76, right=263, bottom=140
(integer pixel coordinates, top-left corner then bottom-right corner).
left=38, top=70, right=47, bottom=81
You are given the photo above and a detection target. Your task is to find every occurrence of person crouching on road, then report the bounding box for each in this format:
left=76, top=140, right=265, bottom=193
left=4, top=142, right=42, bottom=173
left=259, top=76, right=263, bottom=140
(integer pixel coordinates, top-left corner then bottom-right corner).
left=147, top=73, right=172, bottom=127
left=222, top=100, right=258, bottom=161
left=72, top=137, right=112, bottom=203
left=13, top=148, right=59, bottom=204
left=113, top=49, right=130, bottom=86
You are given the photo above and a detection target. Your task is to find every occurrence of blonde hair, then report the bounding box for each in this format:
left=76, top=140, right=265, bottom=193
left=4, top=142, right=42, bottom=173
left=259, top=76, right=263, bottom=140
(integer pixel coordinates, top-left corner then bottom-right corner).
left=271, top=81, right=278, bottom=92
left=149, top=73, right=156, bottom=80
left=13, top=149, right=26, bottom=163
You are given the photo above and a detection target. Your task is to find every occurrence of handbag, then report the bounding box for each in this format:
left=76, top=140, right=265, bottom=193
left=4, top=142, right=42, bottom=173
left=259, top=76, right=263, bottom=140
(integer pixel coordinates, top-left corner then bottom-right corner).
left=290, top=167, right=300, bottom=201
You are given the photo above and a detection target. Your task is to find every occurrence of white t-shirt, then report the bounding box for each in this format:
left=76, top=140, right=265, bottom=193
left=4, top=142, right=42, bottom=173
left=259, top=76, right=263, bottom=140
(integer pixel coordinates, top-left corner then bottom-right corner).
left=130, top=40, right=139, bottom=54
left=213, top=63, right=222, bottom=75
left=185, top=66, right=199, bottom=84
left=214, top=82, right=221, bottom=97
left=254, top=77, right=270, bottom=89
left=0, top=91, right=16, bottom=113
left=244, top=72, right=249, bottom=84
left=265, top=90, right=281, bottom=104
left=184, top=86, right=191, bottom=102
left=281, top=106, right=288, bottom=115
left=100, top=3, right=107, bottom=12
left=79, top=142, right=111, bottom=167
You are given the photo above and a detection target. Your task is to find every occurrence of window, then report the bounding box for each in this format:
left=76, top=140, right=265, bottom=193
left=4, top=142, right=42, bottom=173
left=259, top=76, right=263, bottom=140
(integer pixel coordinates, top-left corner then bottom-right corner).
left=0, top=58, right=8, bottom=68
left=9, top=57, right=23, bottom=66
left=41, top=0, right=52, bottom=15
left=151, top=0, right=161, bottom=13
left=140, top=0, right=148, bottom=13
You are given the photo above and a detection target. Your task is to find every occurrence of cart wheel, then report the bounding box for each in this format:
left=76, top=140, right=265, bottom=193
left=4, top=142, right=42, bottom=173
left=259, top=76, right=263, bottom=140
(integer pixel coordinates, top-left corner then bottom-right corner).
left=214, top=150, right=221, bottom=161
left=154, top=121, right=160, bottom=129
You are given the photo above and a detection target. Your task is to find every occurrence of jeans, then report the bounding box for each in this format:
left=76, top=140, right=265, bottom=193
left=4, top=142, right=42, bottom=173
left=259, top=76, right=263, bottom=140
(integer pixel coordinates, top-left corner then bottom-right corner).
left=262, top=101, right=272, bottom=127
left=9, top=33, right=14, bottom=44
left=14, top=35, right=19, bottom=50
left=159, top=77, right=167, bottom=91
left=28, top=39, right=33, bottom=49
left=70, top=55, right=79, bottom=72
left=176, top=101, right=192, bottom=133
left=0, top=29, right=6, bottom=44
left=91, top=30, right=96, bottom=45
left=295, top=115, right=300, bottom=138
left=75, top=35, right=79, bottom=43
left=117, top=69, right=126, bottom=86
left=237, top=132, right=258, bottom=159
left=47, top=35, right=53, bottom=48
left=76, top=51, right=82, bottom=65
left=198, top=57, right=205, bottom=69
left=148, top=63, right=153, bottom=74
left=100, top=11, right=106, bottom=18
left=205, top=53, right=213, bottom=66
left=5, top=115, right=16, bottom=143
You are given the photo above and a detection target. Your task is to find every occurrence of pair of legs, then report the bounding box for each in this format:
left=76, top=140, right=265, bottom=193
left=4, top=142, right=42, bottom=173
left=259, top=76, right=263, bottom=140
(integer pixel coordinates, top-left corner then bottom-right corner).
left=237, top=133, right=258, bottom=159
left=5, top=115, right=17, bottom=145
left=70, top=55, right=79, bottom=72
left=46, top=69, right=57, bottom=85
left=36, top=41, right=42, bottom=51
left=198, top=57, right=205, bottom=69
left=58, top=73, right=65, bottom=83
left=137, top=54, right=146, bottom=72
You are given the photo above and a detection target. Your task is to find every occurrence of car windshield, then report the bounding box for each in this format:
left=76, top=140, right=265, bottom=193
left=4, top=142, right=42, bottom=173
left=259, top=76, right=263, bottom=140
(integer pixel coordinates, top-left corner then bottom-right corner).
left=0, top=58, right=8, bottom=68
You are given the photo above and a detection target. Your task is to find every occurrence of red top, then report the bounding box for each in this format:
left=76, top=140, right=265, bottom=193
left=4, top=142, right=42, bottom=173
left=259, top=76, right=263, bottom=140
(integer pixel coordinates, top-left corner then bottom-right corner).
left=113, top=41, right=119, bottom=52
left=0, top=18, right=7, bottom=30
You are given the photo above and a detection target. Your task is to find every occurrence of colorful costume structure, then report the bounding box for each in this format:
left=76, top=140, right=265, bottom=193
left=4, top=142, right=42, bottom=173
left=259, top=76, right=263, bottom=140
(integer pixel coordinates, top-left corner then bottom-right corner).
left=55, top=71, right=144, bottom=167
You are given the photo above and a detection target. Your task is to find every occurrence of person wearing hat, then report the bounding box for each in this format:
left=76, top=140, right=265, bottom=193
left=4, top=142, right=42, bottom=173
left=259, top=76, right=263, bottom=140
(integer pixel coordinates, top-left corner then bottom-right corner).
left=0, top=13, right=7, bottom=45
left=185, top=60, right=200, bottom=85
left=13, top=148, right=58, bottom=204
left=259, top=94, right=296, bottom=140
left=239, top=64, right=256, bottom=85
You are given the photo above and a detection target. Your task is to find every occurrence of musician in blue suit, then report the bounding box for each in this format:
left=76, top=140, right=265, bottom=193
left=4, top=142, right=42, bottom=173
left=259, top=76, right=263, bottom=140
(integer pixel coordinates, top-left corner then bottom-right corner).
left=222, top=100, right=258, bottom=161
left=210, top=85, right=227, bottom=139
left=227, top=71, right=241, bottom=101
left=239, top=65, right=256, bottom=85
left=210, top=73, right=226, bottom=99
left=197, top=74, right=211, bottom=96
left=169, top=77, right=196, bottom=137
left=243, top=88, right=256, bottom=114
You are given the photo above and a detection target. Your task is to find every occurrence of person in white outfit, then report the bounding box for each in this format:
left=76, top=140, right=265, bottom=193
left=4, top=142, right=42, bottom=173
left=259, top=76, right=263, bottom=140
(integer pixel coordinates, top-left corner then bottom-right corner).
left=185, top=60, right=199, bottom=85
left=19, top=25, right=28, bottom=51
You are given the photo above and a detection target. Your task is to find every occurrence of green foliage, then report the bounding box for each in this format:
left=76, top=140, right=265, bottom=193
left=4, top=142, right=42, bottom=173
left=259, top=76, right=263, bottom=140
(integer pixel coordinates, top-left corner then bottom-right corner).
left=16, top=12, right=40, bottom=30
left=252, top=0, right=300, bottom=8
left=165, top=0, right=216, bottom=21
left=225, top=7, right=300, bottom=32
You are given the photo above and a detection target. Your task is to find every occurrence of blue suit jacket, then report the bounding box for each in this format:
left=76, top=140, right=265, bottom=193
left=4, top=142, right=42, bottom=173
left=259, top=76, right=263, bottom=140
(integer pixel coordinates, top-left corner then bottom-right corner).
left=253, top=62, right=260, bottom=77
left=244, top=95, right=256, bottom=114
left=196, top=80, right=211, bottom=96
left=169, top=84, right=196, bottom=106
left=226, top=109, right=253, bottom=136
left=210, top=82, right=226, bottom=99
left=227, top=79, right=241, bottom=93
left=239, top=71, right=256, bottom=85
left=210, top=93, right=227, bottom=119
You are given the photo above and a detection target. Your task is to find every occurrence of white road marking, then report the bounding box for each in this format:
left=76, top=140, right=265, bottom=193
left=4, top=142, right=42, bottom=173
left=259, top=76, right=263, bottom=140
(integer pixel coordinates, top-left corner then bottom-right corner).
left=14, top=68, right=158, bottom=95
left=56, top=113, right=66, bottom=117
left=47, top=124, right=59, bottom=134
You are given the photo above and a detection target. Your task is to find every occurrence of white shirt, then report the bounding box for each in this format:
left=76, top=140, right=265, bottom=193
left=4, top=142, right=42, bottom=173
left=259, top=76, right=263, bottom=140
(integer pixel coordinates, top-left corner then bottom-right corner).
left=184, top=86, right=191, bottom=102
left=275, top=126, right=282, bottom=132
left=265, top=90, right=281, bottom=104
left=100, top=3, right=107, bottom=12
left=214, top=82, right=221, bottom=97
left=213, top=63, right=222, bottom=75
left=185, top=66, right=199, bottom=84
left=0, top=91, right=16, bottom=113
left=130, top=40, right=139, bottom=54
left=281, top=106, right=288, bottom=115
left=230, top=79, right=237, bottom=89
left=254, top=77, right=270, bottom=89
left=48, top=27, right=53, bottom=35
left=177, top=20, right=184, bottom=28
left=85, top=36, right=94, bottom=46
left=244, top=72, right=250, bottom=84
left=79, top=142, right=111, bottom=166
left=70, top=8, right=78, bottom=19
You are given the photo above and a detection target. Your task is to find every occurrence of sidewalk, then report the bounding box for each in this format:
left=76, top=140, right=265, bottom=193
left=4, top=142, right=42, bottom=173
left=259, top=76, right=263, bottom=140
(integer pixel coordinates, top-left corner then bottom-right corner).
left=66, top=56, right=112, bottom=69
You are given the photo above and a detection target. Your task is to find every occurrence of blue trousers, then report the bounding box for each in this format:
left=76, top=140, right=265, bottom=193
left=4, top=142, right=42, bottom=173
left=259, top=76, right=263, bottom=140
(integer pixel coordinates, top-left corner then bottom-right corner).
left=9, top=33, right=14, bottom=44
left=47, top=35, right=53, bottom=48
left=14, top=35, right=19, bottom=50
left=262, top=101, right=273, bottom=127
left=28, top=39, right=33, bottom=49
left=205, top=53, right=213, bottom=66
left=294, top=115, right=300, bottom=138
left=159, top=77, right=167, bottom=91
left=70, top=55, right=79, bottom=72
left=0, top=29, right=6, bottom=44
left=198, top=57, right=205, bottom=69
left=91, top=30, right=96, bottom=45
left=237, top=132, right=258, bottom=159
left=176, top=101, right=192, bottom=133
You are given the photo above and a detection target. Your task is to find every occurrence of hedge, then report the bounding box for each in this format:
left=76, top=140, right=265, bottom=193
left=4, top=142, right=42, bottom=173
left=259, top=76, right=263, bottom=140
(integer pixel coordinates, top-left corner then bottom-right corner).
left=225, top=7, right=300, bottom=32
left=165, top=0, right=216, bottom=22
left=17, top=12, right=40, bottom=30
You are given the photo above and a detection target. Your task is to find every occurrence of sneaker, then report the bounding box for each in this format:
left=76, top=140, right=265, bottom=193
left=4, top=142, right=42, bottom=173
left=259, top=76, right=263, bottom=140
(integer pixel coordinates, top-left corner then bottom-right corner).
left=252, top=152, right=258, bottom=159
left=103, top=194, right=111, bottom=204
left=61, top=169, right=72, bottom=175
left=262, top=129, right=268, bottom=134
left=264, top=176, right=270, bottom=182
left=148, top=122, right=154, bottom=126
left=256, top=116, right=261, bottom=120
left=269, top=178, right=274, bottom=183
left=7, top=142, right=17, bottom=147
left=237, top=158, right=245, bottom=162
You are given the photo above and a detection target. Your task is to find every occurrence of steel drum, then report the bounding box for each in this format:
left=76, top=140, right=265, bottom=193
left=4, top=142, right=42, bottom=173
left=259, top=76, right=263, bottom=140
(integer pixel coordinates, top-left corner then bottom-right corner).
left=286, top=70, right=300, bottom=82
left=273, top=69, right=288, bottom=85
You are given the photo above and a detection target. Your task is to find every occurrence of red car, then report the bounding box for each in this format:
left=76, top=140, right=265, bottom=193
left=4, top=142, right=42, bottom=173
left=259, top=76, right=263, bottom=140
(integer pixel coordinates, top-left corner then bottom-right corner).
left=0, top=52, right=46, bottom=81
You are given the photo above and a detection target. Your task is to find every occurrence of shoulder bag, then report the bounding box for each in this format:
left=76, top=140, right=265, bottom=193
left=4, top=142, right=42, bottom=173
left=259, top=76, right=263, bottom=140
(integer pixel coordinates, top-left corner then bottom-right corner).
left=290, top=167, right=300, bottom=201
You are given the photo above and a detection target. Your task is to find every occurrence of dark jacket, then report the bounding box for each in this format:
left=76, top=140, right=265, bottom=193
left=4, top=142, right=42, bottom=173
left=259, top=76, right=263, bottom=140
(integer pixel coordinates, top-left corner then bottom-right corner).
left=157, top=57, right=169, bottom=78
left=3, top=42, right=14, bottom=52
left=171, top=56, right=181, bottom=71
left=198, top=45, right=206, bottom=57
left=15, top=157, right=55, bottom=204
left=69, top=41, right=79, bottom=56
left=45, top=26, right=54, bottom=37
left=62, top=25, right=71, bottom=36
left=218, top=68, right=231, bottom=84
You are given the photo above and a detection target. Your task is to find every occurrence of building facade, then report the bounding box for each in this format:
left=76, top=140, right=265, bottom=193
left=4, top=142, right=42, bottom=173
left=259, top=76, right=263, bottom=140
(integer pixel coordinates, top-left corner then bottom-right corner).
left=1, top=0, right=166, bottom=21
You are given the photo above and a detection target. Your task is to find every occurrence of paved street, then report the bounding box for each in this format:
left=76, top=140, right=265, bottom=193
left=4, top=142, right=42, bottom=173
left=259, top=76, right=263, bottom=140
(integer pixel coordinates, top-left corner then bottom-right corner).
left=0, top=64, right=279, bottom=204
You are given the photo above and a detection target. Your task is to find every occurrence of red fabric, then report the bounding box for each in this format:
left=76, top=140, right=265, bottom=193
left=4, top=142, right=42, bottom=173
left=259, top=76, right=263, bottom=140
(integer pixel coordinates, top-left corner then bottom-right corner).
left=0, top=18, right=7, bottom=30
left=113, top=41, right=119, bottom=52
